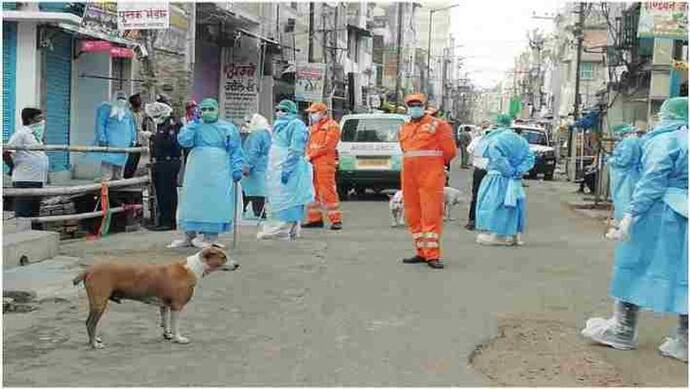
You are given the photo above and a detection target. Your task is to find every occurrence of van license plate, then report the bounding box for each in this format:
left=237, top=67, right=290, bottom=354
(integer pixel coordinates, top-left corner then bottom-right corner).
left=357, top=158, right=390, bottom=169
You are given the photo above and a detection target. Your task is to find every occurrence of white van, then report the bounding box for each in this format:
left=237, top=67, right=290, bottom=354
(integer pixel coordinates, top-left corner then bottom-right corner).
left=336, top=113, right=408, bottom=197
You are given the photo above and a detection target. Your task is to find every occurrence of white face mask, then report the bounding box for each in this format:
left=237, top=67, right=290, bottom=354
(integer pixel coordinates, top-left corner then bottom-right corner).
left=309, top=113, right=322, bottom=124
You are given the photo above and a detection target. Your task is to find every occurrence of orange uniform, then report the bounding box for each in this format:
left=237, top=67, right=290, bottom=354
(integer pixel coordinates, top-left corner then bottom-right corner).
left=306, top=117, right=342, bottom=224
left=399, top=114, right=456, bottom=260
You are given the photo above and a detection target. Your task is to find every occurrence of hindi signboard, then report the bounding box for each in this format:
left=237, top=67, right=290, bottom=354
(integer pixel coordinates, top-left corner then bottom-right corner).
left=118, top=2, right=170, bottom=30
left=220, top=48, right=259, bottom=125
left=81, top=2, right=120, bottom=38
left=638, top=2, right=688, bottom=40
left=295, top=62, right=326, bottom=102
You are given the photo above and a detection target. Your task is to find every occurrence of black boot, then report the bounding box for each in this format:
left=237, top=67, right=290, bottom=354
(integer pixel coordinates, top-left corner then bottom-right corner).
left=427, top=259, right=445, bottom=269
left=330, top=222, right=342, bottom=230
left=301, top=220, right=324, bottom=228
left=402, top=255, right=426, bottom=264
left=464, top=221, right=475, bottom=231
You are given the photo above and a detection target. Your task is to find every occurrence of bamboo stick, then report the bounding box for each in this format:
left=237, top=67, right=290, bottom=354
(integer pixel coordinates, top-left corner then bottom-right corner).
left=20, top=204, right=143, bottom=223
left=3, top=176, right=150, bottom=197
left=3, top=145, right=148, bottom=154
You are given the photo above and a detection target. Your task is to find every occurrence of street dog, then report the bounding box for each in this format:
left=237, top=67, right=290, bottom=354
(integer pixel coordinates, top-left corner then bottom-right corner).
left=72, top=246, right=238, bottom=349
left=389, top=187, right=463, bottom=226
left=388, top=190, right=405, bottom=227
left=443, top=186, right=463, bottom=221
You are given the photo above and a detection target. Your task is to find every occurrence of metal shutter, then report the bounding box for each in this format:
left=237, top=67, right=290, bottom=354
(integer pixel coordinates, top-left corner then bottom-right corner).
left=44, top=31, right=72, bottom=172
left=3, top=22, right=17, bottom=142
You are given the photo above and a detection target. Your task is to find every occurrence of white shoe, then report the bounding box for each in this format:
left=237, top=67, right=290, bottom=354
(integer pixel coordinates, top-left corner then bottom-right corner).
left=581, top=317, right=637, bottom=350
left=191, top=236, right=211, bottom=249
left=167, top=238, right=192, bottom=248
left=659, top=337, right=688, bottom=362
left=514, top=234, right=525, bottom=246
left=476, top=233, right=513, bottom=246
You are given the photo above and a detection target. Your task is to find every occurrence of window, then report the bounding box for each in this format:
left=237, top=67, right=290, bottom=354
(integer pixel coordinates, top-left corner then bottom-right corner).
left=341, top=118, right=404, bottom=142
left=579, top=62, right=594, bottom=81
left=516, top=129, right=548, bottom=146
left=290, top=2, right=297, bottom=9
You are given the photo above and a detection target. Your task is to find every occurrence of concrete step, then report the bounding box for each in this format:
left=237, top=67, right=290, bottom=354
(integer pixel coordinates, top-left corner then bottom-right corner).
left=3, top=212, right=31, bottom=235
left=3, top=230, right=59, bottom=269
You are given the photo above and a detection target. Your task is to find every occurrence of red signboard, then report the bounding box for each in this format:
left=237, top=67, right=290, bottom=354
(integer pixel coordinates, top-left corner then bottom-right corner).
left=80, top=40, right=113, bottom=52
left=109, top=47, right=134, bottom=58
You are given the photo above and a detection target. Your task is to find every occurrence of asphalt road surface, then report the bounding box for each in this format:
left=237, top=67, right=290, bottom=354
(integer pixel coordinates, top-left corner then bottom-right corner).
left=3, top=162, right=687, bottom=386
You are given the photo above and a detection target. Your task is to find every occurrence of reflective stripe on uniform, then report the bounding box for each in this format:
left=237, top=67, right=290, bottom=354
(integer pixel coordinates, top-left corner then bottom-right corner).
left=403, top=150, right=443, bottom=158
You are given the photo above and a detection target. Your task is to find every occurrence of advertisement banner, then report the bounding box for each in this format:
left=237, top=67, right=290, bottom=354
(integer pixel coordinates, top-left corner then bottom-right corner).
left=117, top=2, right=170, bottom=30
left=638, top=2, right=688, bottom=40
left=219, top=48, right=259, bottom=126
left=81, top=2, right=121, bottom=38
left=295, top=62, right=326, bottom=102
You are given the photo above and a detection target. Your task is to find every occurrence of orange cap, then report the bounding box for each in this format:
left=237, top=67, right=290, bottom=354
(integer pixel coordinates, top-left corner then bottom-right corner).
left=305, top=102, right=328, bottom=113
left=404, top=93, right=427, bottom=105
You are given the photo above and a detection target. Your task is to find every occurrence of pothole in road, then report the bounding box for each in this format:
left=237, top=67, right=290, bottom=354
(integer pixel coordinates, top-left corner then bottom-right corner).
left=469, top=314, right=627, bottom=387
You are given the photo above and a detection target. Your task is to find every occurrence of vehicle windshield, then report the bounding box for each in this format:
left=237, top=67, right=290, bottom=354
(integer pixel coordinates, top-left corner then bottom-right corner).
left=515, top=128, right=548, bottom=146
left=341, top=118, right=403, bottom=142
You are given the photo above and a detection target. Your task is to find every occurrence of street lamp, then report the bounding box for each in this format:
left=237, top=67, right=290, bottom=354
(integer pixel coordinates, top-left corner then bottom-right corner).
left=426, top=3, right=459, bottom=99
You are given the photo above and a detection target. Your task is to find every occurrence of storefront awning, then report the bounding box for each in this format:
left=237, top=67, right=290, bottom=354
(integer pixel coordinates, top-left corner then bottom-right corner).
left=2, top=10, right=82, bottom=24
left=57, top=22, right=143, bottom=49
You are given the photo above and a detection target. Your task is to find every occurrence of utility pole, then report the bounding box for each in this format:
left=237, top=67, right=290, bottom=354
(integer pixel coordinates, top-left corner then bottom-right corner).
left=568, top=2, right=585, bottom=181
left=308, top=2, right=314, bottom=62
left=394, top=3, right=403, bottom=107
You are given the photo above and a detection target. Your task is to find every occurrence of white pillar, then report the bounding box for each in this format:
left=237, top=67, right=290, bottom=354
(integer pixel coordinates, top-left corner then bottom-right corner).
left=15, top=22, right=41, bottom=119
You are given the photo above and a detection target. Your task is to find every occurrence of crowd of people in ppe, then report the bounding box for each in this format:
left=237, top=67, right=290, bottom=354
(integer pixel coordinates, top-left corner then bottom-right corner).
left=4, top=86, right=686, bottom=363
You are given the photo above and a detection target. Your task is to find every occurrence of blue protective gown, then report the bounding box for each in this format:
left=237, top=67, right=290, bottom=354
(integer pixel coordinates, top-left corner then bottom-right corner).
left=610, top=123, right=688, bottom=314
left=476, top=128, right=535, bottom=236
left=92, top=103, right=137, bottom=166
left=266, top=114, right=313, bottom=222
left=177, top=120, right=245, bottom=234
left=241, top=129, right=271, bottom=197
left=607, top=135, right=642, bottom=222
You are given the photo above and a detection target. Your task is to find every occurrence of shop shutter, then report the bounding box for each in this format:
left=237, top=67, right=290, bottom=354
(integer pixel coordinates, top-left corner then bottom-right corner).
left=44, top=31, right=72, bottom=172
left=3, top=22, right=17, bottom=142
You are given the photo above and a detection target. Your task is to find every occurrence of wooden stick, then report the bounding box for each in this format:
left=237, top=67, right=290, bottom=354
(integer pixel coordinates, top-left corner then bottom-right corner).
left=19, top=204, right=143, bottom=223
left=4, top=145, right=148, bottom=154
left=3, top=177, right=150, bottom=197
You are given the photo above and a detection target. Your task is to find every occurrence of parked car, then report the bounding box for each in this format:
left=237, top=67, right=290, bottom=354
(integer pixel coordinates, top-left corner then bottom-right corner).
left=511, top=124, right=556, bottom=180
left=336, top=113, right=407, bottom=197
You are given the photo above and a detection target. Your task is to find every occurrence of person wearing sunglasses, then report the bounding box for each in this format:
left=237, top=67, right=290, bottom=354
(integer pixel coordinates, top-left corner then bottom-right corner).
left=168, top=98, right=245, bottom=249
left=399, top=93, right=457, bottom=269
left=257, top=99, right=314, bottom=240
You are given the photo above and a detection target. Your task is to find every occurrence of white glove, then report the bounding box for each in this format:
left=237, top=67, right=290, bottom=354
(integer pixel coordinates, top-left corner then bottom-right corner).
left=140, top=130, right=154, bottom=139
left=608, top=214, right=633, bottom=241
left=605, top=227, right=618, bottom=240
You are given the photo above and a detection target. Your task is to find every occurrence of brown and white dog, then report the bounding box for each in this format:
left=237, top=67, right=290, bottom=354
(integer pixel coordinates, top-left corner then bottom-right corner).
left=72, top=246, right=238, bottom=349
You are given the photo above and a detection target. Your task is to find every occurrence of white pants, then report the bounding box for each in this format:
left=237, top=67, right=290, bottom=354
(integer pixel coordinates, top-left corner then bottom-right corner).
left=257, top=221, right=300, bottom=240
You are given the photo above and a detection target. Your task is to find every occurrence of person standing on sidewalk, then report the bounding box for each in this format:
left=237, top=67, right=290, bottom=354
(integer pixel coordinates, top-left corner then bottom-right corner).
left=145, top=100, right=182, bottom=231
left=582, top=97, right=688, bottom=362
left=302, top=102, right=343, bottom=230
left=475, top=114, right=535, bottom=246
left=607, top=123, right=642, bottom=224
left=464, top=120, right=491, bottom=231
left=399, top=93, right=457, bottom=269
left=4, top=108, right=49, bottom=224
left=92, top=91, right=137, bottom=181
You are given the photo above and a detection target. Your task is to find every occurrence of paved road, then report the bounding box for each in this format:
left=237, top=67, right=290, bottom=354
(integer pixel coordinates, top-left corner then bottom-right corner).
left=3, top=163, right=687, bottom=386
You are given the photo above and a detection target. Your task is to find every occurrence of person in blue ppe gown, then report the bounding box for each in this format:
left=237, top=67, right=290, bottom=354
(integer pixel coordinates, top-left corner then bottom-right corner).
left=168, top=98, right=245, bottom=249
left=257, top=99, right=314, bottom=240
left=606, top=123, right=642, bottom=224
left=92, top=91, right=137, bottom=181
left=475, top=113, right=535, bottom=246
left=241, top=113, right=272, bottom=219
left=582, top=97, right=688, bottom=363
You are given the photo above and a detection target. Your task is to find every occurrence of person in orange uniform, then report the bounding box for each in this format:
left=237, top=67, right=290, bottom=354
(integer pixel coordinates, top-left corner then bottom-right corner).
left=302, top=102, right=343, bottom=230
left=399, top=93, right=456, bottom=269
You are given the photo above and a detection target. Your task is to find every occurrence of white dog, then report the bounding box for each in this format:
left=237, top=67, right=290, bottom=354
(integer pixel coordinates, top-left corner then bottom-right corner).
left=443, top=186, right=463, bottom=221
left=388, top=187, right=463, bottom=227
left=388, top=190, right=405, bottom=227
